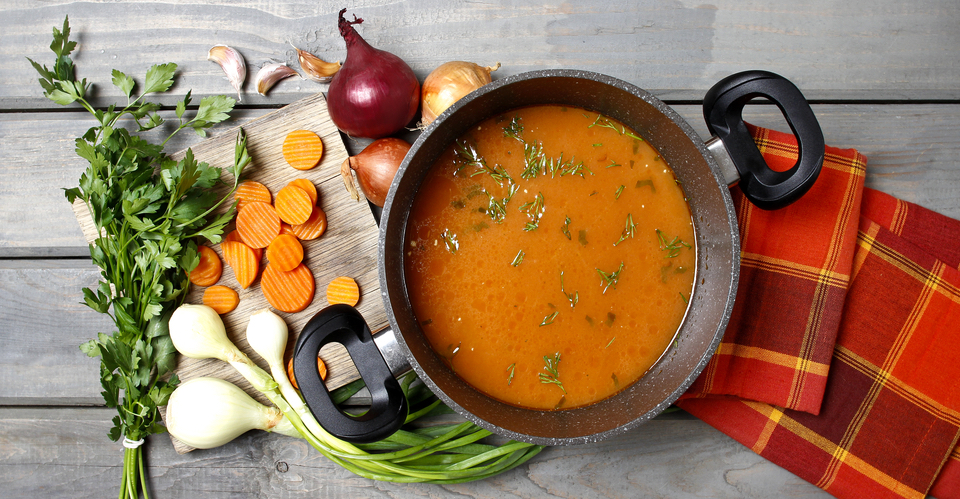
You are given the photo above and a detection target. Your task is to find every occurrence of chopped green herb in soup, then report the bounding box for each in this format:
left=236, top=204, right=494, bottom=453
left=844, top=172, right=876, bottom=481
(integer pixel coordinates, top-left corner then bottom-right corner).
left=404, top=105, right=695, bottom=410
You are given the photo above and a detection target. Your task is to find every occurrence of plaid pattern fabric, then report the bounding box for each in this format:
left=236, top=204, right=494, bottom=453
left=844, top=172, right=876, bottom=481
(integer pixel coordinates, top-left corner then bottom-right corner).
left=676, top=125, right=960, bottom=499
left=680, top=125, right=866, bottom=414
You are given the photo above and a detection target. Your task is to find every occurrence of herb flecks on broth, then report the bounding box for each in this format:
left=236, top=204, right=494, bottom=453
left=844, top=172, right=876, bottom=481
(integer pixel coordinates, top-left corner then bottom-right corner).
left=539, top=353, right=565, bottom=393
left=560, top=271, right=579, bottom=308
left=404, top=104, right=695, bottom=411
left=540, top=310, right=559, bottom=326
left=656, top=228, right=692, bottom=258
left=588, top=113, right=645, bottom=142
left=596, top=261, right=625, bottom=294
left=440, top=229, right=459, bottom=254
left=456, top=139, right=515, bottom=188
left=453, top=139, right=483, bottom=176
left=613, top=213, right=636, bottom=247
left=519, top=191, right=545, bottom=231
left=561, top=216, right=573, bottom=240
left=505, top=115, right=590, bottom=180
left=483, top=192, right=508, bottom=223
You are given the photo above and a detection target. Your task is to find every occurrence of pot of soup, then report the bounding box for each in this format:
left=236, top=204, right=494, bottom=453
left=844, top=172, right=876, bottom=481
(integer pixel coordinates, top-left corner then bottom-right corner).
left=293, top=69, right=824, bottom=445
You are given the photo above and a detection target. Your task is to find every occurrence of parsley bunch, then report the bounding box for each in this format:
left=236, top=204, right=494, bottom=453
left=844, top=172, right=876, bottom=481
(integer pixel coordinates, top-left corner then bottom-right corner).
left=30, top=17, right=250, bottom=499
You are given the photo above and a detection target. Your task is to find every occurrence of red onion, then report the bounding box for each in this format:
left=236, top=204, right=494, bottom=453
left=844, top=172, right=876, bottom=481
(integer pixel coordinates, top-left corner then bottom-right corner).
left=328, top=9, right=421, bottom=139
left=341, top=137, right=412, bottom=207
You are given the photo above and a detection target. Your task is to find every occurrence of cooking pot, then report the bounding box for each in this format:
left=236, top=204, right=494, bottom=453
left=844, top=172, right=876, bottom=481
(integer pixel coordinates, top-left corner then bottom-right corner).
left=293, top=69, right=824, bottom=445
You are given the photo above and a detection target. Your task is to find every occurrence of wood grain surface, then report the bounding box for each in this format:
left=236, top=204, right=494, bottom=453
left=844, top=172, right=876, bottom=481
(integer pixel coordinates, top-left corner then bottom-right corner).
left=3, top=1, right=958, bottom=497
left=5, top=1, right=960, bottom=107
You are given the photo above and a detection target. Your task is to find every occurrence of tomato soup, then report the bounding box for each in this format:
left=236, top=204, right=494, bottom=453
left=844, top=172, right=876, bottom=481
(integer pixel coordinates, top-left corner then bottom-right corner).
left=403, top=105, right=695, bottom=410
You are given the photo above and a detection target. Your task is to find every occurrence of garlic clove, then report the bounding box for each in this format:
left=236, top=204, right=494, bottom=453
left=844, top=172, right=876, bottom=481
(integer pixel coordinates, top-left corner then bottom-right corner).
left=293, top=46, right=342, bottom=83
left=255, top=63, right=300, bottom=95
left=208, top=45, right=246, bottom=101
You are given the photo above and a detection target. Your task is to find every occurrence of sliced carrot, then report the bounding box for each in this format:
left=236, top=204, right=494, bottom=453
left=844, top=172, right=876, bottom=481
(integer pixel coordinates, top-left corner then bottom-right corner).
left=326, top=276, right=360, bottom=306
left=282, top=129, right=324, bottom=171
left=286, top=355, right=327, bottom=390
left=202, top=285, right=240, bottom=314
left=275, top=185, right=314, bottom=225
left=221, top=240, right=260, bottom=289
left=261, top=263, right=315, bottom=313
left=279, top=223, right=297, bottom=237
left=225, top=230, right=262, bottom=261
left=289, top=206, right=328, bottom=241
left=189, top=245, right=223, bottom=287
left=267, top=234, right=304, bottom=272
left=234, top=180, right=272, bottom=210
left=289, top=178, right=318, bottom=205
left=236, top=201, right=281, bottom=249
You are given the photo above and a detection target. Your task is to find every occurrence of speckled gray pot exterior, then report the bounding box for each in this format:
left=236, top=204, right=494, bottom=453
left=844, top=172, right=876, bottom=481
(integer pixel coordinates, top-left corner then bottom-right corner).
left=378, top=70, right=740, bottom=446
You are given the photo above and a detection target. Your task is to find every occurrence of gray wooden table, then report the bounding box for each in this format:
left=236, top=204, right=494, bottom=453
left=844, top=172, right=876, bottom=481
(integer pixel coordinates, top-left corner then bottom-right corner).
left=2, top=1, right=957, bottom=497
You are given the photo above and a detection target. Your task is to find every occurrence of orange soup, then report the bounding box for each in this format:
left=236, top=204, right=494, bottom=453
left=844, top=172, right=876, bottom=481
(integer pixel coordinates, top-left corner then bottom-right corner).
left=404, top=105, right=695, bottom=410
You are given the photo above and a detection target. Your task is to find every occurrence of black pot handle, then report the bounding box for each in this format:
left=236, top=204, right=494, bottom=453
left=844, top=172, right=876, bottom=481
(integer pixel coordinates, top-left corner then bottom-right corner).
left=703, top=70, right=824, bottom=210
left=293, top=304, right=407, bottom=443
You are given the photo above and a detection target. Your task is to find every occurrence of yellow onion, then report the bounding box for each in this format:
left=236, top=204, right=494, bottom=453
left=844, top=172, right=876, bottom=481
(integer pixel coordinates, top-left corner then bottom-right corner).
left=421, top=61, right=500, bottom=125
left=341, top=137, right=411, bottom=207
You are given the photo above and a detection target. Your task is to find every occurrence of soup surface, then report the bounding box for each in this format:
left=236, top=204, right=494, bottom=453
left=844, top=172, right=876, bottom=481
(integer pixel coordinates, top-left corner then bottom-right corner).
left=404, top=105, right=695, bottom=410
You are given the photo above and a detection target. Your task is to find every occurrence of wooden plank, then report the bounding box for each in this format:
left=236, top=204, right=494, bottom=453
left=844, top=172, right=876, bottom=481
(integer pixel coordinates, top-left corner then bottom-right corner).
left=0, top=407, right=829, bottom=498
left=0, top=259, right=107, bottom=404
left=5, top=0, right=960, bottom=109
left=4, top=104, right=959, bottom=256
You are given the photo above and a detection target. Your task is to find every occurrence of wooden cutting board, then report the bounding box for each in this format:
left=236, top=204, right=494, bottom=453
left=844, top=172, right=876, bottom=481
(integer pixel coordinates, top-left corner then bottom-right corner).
left=72, top=92, right=386, bottom=453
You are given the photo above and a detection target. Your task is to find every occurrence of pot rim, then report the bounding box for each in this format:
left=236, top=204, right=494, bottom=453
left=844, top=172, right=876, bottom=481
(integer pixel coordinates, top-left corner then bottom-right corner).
left=378, top=69, right=740, bottom=445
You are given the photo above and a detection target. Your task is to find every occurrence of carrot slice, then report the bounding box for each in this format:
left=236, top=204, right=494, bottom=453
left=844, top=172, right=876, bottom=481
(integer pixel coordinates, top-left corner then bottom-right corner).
left=289, top=178, right=318, bottom=205
left=289, top=206, right=328, bottom=241
left=234, top=180, right=272, bottom=210
left=189, top=245, right=223, bottom=287
left=286, top=355, right=327, bottom=390
left=282, top=129, right=324, bottom=170
left=221, top=240, right=260, bottom=289
left=267, top=234, right=304, bottom=272
left=225, top=230, right=262, bottom=261
left=326, top=276, right=360, bottom=306
left=202, top=285, right=240, bottom=314
left=275, top=185, right=314, bottom=225
left=261, top=263, right=315, bottom=313
left=236, top=201, right=281, bottom=249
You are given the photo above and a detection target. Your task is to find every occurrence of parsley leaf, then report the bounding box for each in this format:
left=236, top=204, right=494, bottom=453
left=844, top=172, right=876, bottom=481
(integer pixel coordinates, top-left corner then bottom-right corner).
left=32, top=17, right=249, bottom=499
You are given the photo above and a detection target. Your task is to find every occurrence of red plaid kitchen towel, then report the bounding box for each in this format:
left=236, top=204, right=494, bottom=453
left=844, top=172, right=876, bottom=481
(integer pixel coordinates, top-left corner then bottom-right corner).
left=677, top=125, right=960, bottom=499
left=681, top=124, right=866, bottom=414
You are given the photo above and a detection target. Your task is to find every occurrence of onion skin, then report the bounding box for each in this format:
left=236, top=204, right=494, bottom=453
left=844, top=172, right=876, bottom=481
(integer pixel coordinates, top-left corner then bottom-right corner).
left=328, top=9, right=420, bottom=139
left=341, top=137, right=412, bottom=207
left=421, top=61, right=500, bottom=125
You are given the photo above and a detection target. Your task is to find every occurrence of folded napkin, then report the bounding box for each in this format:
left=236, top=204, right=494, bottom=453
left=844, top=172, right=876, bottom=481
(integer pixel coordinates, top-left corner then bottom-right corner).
left=676, top=124, right=960, bottom=499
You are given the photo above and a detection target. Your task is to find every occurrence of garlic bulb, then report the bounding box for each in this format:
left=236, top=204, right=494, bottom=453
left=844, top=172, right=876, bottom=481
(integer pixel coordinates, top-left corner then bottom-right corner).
left=208, top=45, right=246, bottom=101
left=256, top=63, right=300, bottom=95
left=166, top=377, right=299, bottom=449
